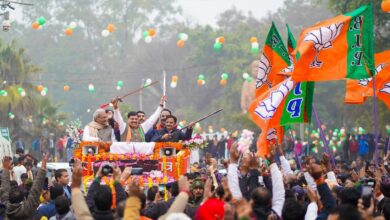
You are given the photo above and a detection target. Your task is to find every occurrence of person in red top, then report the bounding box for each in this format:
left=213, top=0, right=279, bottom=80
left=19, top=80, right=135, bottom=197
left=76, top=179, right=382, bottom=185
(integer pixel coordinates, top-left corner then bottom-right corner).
left=349, top=135, right=359, bottom=161
left=56, top=136, right=66, bottom=161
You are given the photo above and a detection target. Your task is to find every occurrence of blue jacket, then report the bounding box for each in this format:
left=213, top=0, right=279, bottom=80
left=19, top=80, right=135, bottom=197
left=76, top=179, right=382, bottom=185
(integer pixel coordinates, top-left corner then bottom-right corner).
left=35, top=201, right=56, bottom=219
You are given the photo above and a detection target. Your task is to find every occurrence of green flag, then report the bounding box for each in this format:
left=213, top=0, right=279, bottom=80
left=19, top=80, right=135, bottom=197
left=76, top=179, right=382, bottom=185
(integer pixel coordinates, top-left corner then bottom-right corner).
left=280, top=25, right=314, bottom=125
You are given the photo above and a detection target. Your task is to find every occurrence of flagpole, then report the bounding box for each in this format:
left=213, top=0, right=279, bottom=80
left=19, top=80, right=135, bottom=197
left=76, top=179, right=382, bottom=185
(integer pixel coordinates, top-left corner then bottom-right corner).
left=312, top=104, right=335, bottom=167
left=163, top=70, right=167, bottom=108
left=372, top=75, right=379, bottom=166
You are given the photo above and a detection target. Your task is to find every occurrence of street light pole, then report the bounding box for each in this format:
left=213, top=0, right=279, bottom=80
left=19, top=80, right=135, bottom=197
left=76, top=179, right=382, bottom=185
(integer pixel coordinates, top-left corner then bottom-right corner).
left=139, top=79, right=145, bottom=111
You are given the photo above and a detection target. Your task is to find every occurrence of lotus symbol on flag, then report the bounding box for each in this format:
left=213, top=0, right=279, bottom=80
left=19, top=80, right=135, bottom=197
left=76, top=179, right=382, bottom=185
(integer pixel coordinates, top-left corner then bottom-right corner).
left=281, top=55, right=294, bottom=74
left=255, top=78, right=294, bottom=119
left=375, top=63, right=385, bottom=74
left=358, top=78, right=372, bottom=86
left=256, top=53, right=272, bottom=89
left=304, top=23, right=344, bottom=68
left=267, top=128, right=277, bottom=141
left=380, top=83, right=390, bottom=95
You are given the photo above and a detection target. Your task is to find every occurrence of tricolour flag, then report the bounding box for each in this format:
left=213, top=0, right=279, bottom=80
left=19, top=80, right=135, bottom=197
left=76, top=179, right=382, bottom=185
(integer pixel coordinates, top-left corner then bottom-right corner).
left=291, top=4, right=375, bottom=82
left=256, top=22, right=290, bottom=98
left=345, top=50, right=390, bottom=104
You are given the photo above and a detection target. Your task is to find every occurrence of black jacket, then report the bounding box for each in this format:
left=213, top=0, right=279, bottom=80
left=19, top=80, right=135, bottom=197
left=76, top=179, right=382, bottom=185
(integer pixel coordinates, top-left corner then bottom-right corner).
left=151, top=128, right=193, bottom=142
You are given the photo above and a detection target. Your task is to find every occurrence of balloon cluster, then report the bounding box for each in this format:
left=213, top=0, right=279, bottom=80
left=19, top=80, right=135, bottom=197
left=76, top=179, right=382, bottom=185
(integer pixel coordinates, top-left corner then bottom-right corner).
left=102, top=24, right=115, bottom=37
left=17, top=87, right=26, bottom=97
left=143, top=29, right=157, bottom=43
left=197, top=74, right=205, bottom=86
left=220, top=73, right=229, bottom=86
left=242, top=72, right=253, bottom=83
left=0, top=90, right=7, bottom=96
left=37, top=85, right=48, bottom=96
left=250, top=37, right=259, bottom=53
left=213, top=36, right=225, bottom=51
left=382, top=0, right=390, bottom=12
left=88, top=83, right=95, bottom=92
left=386, top=125, right=390, bottom=134
left=116, top=81, right=124, bottom=90
left=32, top=16, right=46, bottom=30
left=170, top=75, right=178, bottom=88
left=177, top=33, right=189, bottom=48
left=64, top=22, right=78, bottom=36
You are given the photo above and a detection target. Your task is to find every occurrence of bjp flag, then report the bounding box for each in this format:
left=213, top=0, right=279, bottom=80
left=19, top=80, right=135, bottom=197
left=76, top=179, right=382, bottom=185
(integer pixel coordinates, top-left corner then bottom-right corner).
left=345, top=50, right=390, bottom=104
left=250, top=77, right=296, bottom=157
left=377, top=67, right=390, bottom=109
left=255, top=22, right=290, bottom=98
left=291, top=4, right=375, bottom=82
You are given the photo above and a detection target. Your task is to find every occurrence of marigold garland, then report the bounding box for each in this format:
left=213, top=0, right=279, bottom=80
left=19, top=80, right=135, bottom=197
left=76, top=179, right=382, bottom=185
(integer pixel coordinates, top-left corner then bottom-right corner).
left=102, top=176, right=116, bottom=209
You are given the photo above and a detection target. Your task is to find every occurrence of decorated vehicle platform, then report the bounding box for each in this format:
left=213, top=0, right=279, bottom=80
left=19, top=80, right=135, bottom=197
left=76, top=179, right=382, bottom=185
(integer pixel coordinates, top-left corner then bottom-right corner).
left=72, top=141, right=190, bottom=186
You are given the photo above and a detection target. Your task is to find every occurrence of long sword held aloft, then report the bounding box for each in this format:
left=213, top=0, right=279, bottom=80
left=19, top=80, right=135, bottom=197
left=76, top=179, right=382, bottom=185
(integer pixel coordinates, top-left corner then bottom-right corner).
left=100, top=81, right=159, bottom=108
left=178, top=108, right=223, bottom=131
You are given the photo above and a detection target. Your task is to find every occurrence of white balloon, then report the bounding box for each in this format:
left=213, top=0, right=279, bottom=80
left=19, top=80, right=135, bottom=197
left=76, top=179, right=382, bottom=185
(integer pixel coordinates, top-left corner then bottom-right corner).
left=170, top=82, right=177, bottom=88
left=78, top=20, right=85, bottom=28
left=116, top=86, right=121, bottom=90
left=242, top=72, right=249, bottom=79
left=251, top=42, right=259, bottom=48
left=144, top=36, right=152, bottom=43
left=69, top=22, right=77, bottom=29
left=182, top=33, right=188, bottom=41
left=146, top=78, right=152, bottom=85
left=40, top=90, right=47, bottom=96
left=101, top=29, right=110, bottom=37
left=201, top=80, right=206, bottom=85
left=21, top=91, right=26, bottom=97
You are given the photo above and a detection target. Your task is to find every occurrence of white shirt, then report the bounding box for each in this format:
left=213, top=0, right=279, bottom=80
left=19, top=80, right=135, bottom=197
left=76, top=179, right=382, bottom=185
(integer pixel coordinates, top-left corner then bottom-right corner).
left=114, top=106, right=163, bottom=135
left=82, top=124, right=117, bottom=142
left=13, top=165, right=27, bottom=185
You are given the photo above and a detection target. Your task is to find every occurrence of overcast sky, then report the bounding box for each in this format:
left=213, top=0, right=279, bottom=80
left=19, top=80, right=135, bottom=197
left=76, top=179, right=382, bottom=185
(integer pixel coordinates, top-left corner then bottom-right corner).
left=176, top=0, right=284, bottom=26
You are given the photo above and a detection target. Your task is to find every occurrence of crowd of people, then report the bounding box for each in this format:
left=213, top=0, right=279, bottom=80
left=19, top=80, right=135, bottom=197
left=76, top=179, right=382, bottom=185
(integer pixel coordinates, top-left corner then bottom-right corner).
left=1, top=139, right=390, bottom=220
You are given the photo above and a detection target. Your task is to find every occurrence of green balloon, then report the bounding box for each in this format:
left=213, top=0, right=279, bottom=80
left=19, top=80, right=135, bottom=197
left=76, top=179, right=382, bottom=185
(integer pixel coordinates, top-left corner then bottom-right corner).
left=221, top=73, right=228, bottom=80
left=17, top=87, right=23, bottom=93
left=198, top=74, right=205, bottom=80
left=0, top=90, right=6, bottom=96
left=143, top=31, right=149, bottom=38
left=213, top=42, right=222, bottom=51
left=117, top=81, right=124, bottom=87
left=38, top=16, right=46, bottom=25
left=246, top=77, right=253, bottom=83
left=251, top=47, right=259, bottom=53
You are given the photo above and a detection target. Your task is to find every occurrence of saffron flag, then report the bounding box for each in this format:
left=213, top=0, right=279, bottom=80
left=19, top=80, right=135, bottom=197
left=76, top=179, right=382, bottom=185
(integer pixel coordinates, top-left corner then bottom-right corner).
left=291, top=4, right=375, bottom=82
left=281, top=25, right=314, bottom=125
left=377, top=67, right=390, bottom=109
left=345, top=50, right=390, bottom=104
left=250, top=77, right=295, bottom=157
left=256, top=22, right=291, bottom=98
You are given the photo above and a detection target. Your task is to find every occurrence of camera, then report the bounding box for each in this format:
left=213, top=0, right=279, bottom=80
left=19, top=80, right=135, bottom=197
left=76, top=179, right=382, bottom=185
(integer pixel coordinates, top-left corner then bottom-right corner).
left=101, top=164, right=114, bottom=176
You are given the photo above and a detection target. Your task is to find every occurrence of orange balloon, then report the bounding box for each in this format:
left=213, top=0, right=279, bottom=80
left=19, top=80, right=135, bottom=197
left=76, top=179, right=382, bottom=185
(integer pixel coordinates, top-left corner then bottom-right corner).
left=32, top=22, right=40, bottom=30
left=220, top=79, right=227, bottom=86
left=107, top=24, right=115, bottom=33
left=64, top=28, right=73, bottom=36
left=197, top=79, right=203, bottom=86
left=250, top=37, right=258, bottom=43
left=218, top=36, right=225, bottom=44
left=63, top=85, right=70, bottom=91
left=37, top=85, right=43, bottom=92
left=148, top=28, right=156, bottom=37
left=382, top=1, right=390, bottom=12
left=177, top=40, right=185, bottom=48
left=172, top=75, right=178, bottom=82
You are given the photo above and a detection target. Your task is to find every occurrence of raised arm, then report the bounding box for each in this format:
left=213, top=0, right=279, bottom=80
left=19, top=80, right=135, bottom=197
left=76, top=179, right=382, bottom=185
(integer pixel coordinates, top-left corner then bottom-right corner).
left=71, top=159, right=93, bottom=220
left=267, top=148, right=285, bottom=217
left=141, top=96, right=166, bottom=132
left=227, top=143, right=243, bottom=200
left=276, top=144, right=293, bottom=175
left=111, top=98, right=127, bottom=135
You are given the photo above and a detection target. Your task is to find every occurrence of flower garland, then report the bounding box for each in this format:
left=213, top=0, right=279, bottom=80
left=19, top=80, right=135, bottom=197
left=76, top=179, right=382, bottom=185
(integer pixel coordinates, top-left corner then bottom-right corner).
left=102, top=176, right=116, bottom=209
left=182, top=137, right=207, bottom=150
